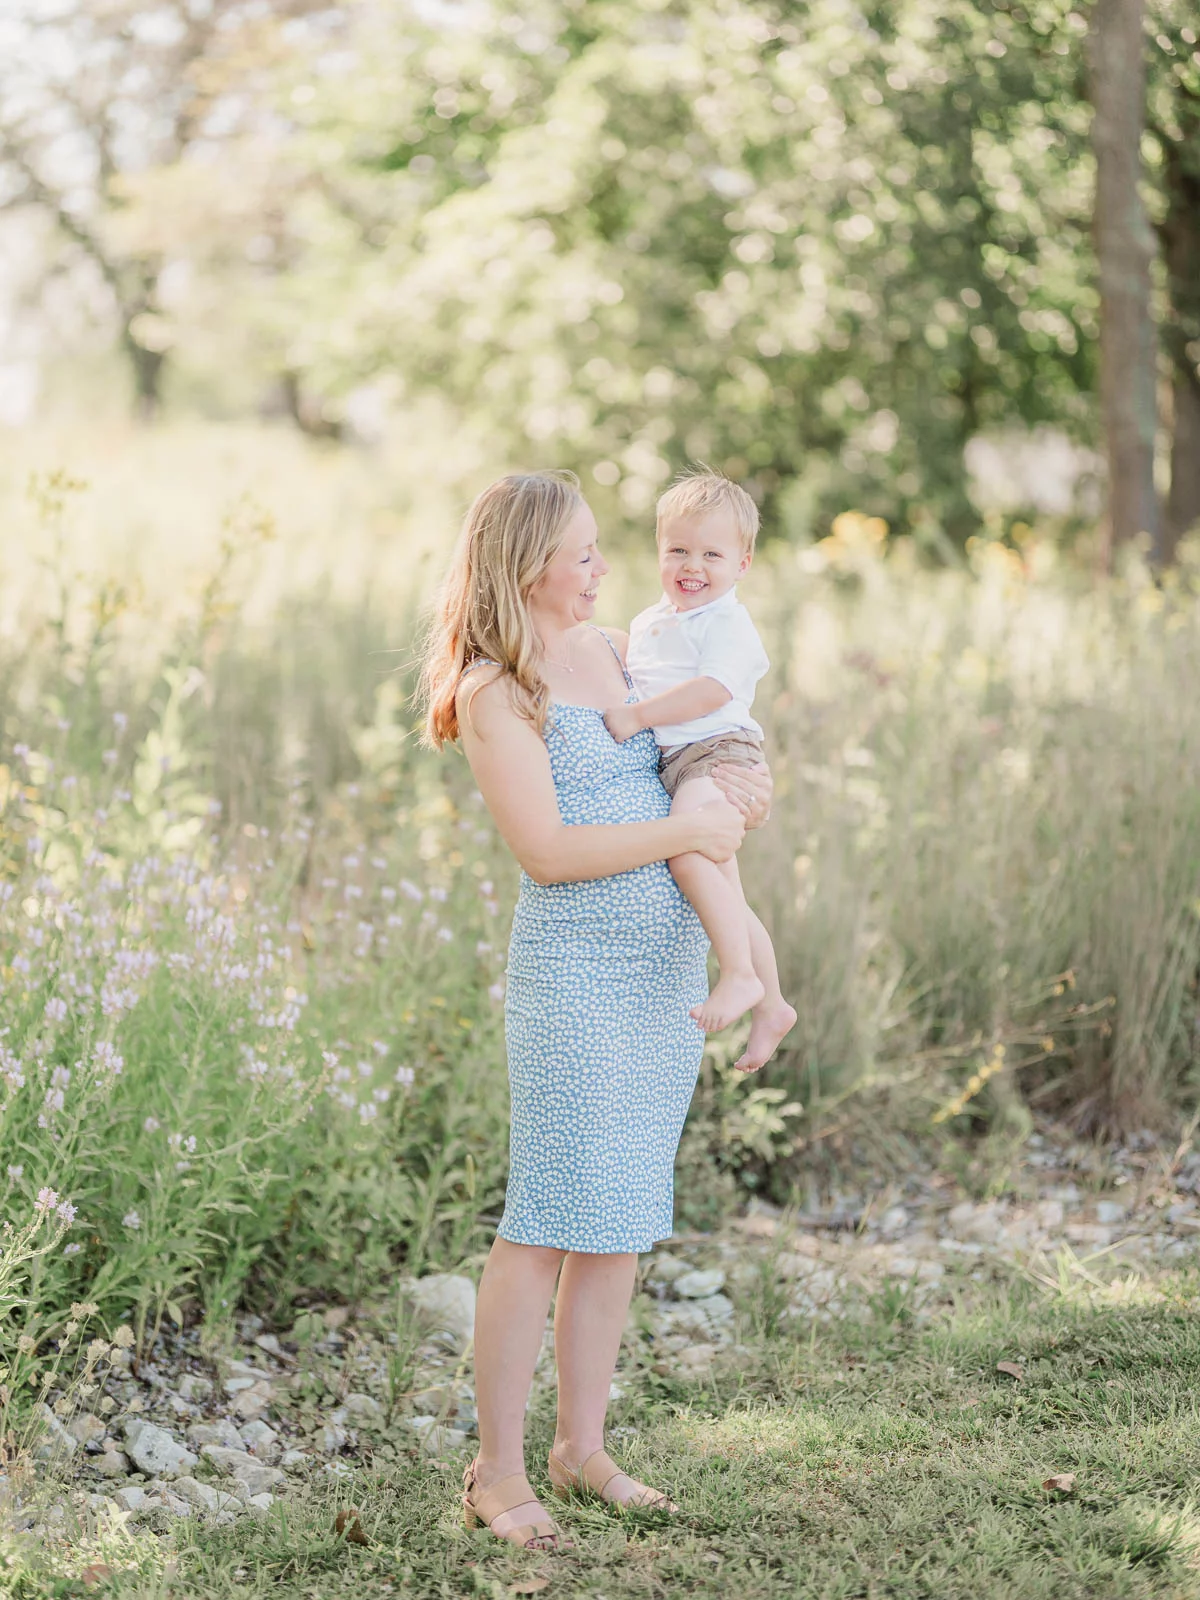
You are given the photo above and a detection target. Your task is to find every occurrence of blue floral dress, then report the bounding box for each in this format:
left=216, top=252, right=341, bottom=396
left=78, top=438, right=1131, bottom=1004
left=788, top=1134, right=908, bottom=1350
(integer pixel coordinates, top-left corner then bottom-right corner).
left=496, top=633, right=709, bottom=1253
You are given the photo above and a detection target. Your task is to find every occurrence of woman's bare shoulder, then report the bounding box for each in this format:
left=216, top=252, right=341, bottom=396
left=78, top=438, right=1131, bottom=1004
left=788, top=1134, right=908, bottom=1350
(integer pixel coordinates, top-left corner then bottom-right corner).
left=595, top=626, right=630, bottom=659
left=455, top=664, right=518, bottom=737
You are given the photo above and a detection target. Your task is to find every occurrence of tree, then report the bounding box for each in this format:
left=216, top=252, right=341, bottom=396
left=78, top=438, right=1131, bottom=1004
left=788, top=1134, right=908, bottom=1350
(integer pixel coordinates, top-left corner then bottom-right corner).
left=1147, top=2, right=1200, bottom=560
left=240, top=0, right=1096, bottom=544
left=1088, top=0, right=1163, bottom=561
left=0, top=0, right=314, bottom=418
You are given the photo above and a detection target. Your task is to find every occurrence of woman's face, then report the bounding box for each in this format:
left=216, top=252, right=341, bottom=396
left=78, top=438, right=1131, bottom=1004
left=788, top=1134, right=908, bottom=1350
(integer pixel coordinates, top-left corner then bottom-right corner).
left=528, top=500, right=608, bottom=630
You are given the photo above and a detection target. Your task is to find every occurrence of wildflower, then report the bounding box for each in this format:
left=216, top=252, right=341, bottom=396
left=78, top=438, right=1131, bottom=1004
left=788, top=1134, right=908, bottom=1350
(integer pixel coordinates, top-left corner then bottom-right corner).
left=91, top=1041, right=125, bottom=1077
left=112, top=1325, right=135, bottom=1349
left=63, top=1242, right=81, bottom=1256
left=102, top=749, right=117, bottom=765
left=372, top=1040, right=388, bottom=1056
left=428, top=886, right=448, bottom=903
left=35, top=1188, right=58, bottom=1214
left=395, top=1065, right=414, bottom=1088
left=489, top=982, right=506, bottom=1003
left=476, top=941, right=492, bottom=956
left=113, top=711, right=128, bottom=732
left=480, top=880, right=494, bottom=897
left=387, top=914, right=404, bottom=928
left=122, top=1210, right=141, bottom=1229
left=437, top=927, right=454, bottom=943
left=17, top=1335, right=35, bottom=1353
left=7, top=1164, right=23, bottom=1180
left=43, top=997, right=68, bottom=1023
left=380, top=886, right=397, bottom=902
left=357, top=1061, right=373, bottom=1079
left=143, top=1116, right=160, bottom=1133
left=358, top=1101, right=378, bottom=1124
left=372, top=1087, right=390, bottom=1104
left=56, top=1200, right=77, bottom=1225
left=399, top=879, right=423, bottom=902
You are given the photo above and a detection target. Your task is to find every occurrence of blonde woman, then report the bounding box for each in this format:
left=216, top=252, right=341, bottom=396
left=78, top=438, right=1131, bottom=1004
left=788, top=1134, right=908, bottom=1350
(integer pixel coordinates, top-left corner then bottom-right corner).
left=421, top=471, right=772, bottom=1551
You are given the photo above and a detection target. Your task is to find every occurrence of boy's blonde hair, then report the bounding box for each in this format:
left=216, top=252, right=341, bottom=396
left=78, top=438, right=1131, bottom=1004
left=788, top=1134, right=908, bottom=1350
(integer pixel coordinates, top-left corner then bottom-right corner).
left=419, top=469, right=584, bottom=747
left=655, top=469, right=759, bottom=555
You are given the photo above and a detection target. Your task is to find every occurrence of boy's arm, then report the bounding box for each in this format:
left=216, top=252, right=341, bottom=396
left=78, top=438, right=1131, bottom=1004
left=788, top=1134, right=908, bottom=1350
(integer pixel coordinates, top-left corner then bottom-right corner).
left=605, top=677, right=730, bottom=743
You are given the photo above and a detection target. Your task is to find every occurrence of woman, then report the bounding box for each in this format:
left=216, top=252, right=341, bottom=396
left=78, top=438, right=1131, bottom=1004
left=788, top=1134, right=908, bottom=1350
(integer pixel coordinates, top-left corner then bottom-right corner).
left=421, top=470, right=772, bottom=1551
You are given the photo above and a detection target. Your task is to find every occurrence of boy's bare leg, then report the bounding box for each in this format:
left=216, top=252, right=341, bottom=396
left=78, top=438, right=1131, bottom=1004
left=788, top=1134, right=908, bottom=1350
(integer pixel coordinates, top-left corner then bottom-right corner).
left=735, top=907, right=798, bottom=1073
left=669, top=775, right=765, bottom=1030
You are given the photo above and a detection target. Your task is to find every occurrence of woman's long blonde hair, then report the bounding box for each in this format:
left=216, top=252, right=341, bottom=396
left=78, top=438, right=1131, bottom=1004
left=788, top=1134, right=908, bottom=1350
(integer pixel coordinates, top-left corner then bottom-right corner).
left=419, top=470, right=584, bottom=747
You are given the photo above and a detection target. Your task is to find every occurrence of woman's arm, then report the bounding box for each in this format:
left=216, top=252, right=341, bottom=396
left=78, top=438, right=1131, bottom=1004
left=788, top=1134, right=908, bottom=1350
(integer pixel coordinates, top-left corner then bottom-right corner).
left=605, top=677, right=731, bottom=743
left=458, top=676, right=744, bottom=885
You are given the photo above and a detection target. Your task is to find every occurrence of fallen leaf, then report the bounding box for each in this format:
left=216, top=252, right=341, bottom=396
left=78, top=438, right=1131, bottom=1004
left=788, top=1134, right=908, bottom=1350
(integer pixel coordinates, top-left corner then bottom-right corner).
left=334, top=1507, right=369, bottom=1545
left=995, top=1361, right=1023, bottom=1380
left=1042, top=1473, right=1076, bottom=1494
left=509, top=1582, right=549, bottom=1596
left=80, top=1565, right=114, bottom=1590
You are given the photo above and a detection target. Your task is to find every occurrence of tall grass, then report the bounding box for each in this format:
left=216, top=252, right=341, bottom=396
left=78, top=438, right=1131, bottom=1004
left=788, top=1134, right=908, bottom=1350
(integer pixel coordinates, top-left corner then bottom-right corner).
left=0, top=426, right=1198, bottom=1386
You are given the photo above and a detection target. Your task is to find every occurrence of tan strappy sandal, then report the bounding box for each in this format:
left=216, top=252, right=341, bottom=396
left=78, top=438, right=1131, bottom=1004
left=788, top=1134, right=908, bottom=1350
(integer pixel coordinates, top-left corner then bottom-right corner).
left=547, top=1446, right=678, bottom=1513
left=462, top=1458, right=572, bottom=1551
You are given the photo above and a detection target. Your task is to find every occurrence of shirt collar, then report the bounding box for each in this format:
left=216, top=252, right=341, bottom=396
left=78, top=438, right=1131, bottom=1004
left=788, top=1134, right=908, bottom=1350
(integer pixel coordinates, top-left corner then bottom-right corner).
left=656, top=585, right=739, bottom=621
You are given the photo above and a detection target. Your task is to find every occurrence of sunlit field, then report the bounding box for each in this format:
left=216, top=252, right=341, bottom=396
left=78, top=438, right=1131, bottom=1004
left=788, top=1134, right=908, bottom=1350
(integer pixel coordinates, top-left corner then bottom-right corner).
left=4, top=420, right=1200, bottom=1364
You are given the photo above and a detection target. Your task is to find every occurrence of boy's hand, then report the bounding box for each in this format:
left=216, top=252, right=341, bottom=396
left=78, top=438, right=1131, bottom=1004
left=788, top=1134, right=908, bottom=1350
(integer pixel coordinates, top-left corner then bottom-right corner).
left=604, top=703, right=644, bottom=743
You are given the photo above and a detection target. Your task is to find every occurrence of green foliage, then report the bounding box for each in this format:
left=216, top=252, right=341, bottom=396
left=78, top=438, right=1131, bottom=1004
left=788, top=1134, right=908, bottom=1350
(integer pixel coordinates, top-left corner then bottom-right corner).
left=245, top=0, right=1096, bottom=542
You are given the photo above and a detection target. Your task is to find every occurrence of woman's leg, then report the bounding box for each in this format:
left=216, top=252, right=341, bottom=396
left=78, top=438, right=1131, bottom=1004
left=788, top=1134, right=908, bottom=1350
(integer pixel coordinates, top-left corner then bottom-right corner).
left=472, top=1237, right=565, bottom=1532
left=552, top=1250, right=666, bottom=1502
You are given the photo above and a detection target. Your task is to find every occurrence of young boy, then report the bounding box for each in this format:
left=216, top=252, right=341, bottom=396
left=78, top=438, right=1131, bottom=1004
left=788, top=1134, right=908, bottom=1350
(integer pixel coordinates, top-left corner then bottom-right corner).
left=604, top=471, right=797, bottom=1074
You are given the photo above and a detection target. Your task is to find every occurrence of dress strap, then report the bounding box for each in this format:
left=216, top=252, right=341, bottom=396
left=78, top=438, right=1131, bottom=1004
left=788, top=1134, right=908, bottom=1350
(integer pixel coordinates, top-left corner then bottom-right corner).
left=590, top=626, right=634, bottom=691
left=460, top=656, right=499, bottom=681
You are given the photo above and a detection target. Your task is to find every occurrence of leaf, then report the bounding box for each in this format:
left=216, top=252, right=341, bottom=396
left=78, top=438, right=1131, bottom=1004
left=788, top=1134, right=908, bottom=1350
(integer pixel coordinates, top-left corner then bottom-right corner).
left=166, top=1301, right=183, bottom=1327
left=1042, top=1472, right=1076, bottom=1494
left=509, top=1582, right=549, bottom=1596
left=996, top=1360, right=1023, bottom=1380
left=334, top=1507, right=369, bottom=1545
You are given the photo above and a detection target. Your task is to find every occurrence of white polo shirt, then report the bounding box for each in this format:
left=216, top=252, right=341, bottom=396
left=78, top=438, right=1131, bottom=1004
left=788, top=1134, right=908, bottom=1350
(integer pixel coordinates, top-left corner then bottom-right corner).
left=626, top=587, right=770, bottom=752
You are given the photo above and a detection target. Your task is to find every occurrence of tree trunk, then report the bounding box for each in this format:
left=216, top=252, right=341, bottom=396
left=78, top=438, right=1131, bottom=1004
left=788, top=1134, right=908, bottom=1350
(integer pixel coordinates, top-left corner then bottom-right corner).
left=120, top=321, right=166, bottom=421
left=1088, top=0, right=1162, bottom=564
left=1160, top=138, right=1200, bottom=563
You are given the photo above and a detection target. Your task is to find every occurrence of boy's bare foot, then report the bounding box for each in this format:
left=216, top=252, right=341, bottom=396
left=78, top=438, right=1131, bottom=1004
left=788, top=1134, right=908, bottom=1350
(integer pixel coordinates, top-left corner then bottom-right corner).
left=734, top=999, right=798, bottom=1073
left=690, top=971, right=765, bottom=1032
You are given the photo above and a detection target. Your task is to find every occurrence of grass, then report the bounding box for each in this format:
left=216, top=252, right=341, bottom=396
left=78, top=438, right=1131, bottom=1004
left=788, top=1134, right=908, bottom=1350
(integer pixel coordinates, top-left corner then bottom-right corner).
left=20, top=1260, right=1200, bottom=1600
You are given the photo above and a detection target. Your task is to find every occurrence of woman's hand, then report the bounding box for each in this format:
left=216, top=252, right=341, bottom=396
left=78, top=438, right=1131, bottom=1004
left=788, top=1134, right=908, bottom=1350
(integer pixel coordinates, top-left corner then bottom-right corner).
left=712, top=761, right=773, bottom=829
left=688, top=801, right=746, bottom=864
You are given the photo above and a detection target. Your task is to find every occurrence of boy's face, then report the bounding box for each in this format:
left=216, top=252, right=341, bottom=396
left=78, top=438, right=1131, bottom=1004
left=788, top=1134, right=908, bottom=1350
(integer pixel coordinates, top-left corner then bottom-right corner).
left=657, top=511, right=751, bottom=611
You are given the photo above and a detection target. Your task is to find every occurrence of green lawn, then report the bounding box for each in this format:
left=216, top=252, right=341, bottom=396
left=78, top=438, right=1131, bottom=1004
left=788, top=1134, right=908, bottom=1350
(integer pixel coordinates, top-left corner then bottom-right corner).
left=22, top=1263, right=1200, bottom=1600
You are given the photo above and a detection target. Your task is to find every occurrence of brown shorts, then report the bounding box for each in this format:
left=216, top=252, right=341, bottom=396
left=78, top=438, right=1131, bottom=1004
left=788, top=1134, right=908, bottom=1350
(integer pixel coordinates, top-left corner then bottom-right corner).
left=658, top=732, right=765, bottom=800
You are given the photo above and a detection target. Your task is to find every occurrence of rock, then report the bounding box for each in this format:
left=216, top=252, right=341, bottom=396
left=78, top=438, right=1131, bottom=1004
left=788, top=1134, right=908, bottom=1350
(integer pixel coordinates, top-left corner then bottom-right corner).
left=318, top=1419, right=349, bottom=1454
left=403, top=1274, right=476, bottom=1350
left=67, top=1414, right=107, bottom=1447
left=92, top=1449, right=129, bottom=1479
left=674, top=1268, right=726, bottom=1299
left=280, top=1449, right=310, bottom=1470
left=114, top=1486, right=147, bottom=1513
left=409, top=1417, right=470, bottom=1456
left=187, top=1420, right=245, bottom=1451
left=1066, top=1222, right=1114, bottom=1247
left=947, top=1201, right=1004, bottom=1245
left=246, top=1492, right=274, bottom=1515
left=1035, top=1199, right=1065, bottom=1229
left=1096, top=1200, right=1128, bottom=1225
left=201, top=1446, right=285, bottom=1498
left=232, top=1382, right=274, bottom=1420
left=646, top=1253, right=691, bottom=1284
left=123, top=1420, right=198, bottom=1479
left=676, top=1343, right=719, bottom=1372
left=35, top=1404, right=79, bottom=1460
left=176, top=1374, right=212, bottom=1404
left=240, top=1419, right=280, bottom=1459
left=879, top=1206, right=909, bottom=1237
left=254, top=1334, right=287, bottom=1360
left=173, top=1477, right=241, bottom=1517
left=411, top=1385, right=454, bottom=1415
left=342, top=1393, right=383, bottom=1424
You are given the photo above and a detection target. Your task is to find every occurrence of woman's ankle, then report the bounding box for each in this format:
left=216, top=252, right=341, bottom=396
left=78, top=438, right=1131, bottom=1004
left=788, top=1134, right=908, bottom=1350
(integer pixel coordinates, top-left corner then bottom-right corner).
left=551, top=1433, right=604, bottom=1468
left=473, top=1450, right=531, bottom=1489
